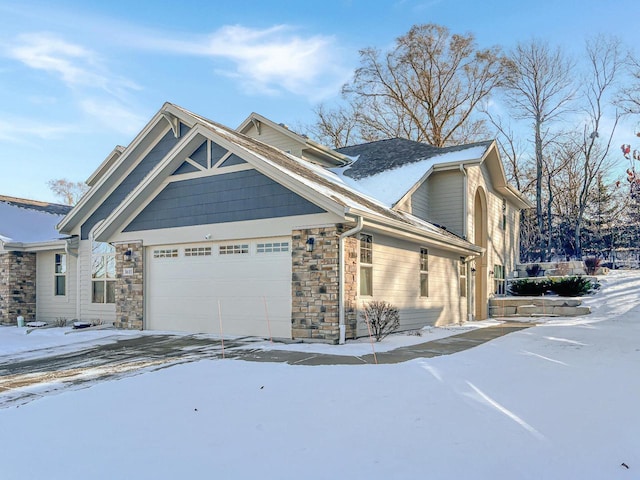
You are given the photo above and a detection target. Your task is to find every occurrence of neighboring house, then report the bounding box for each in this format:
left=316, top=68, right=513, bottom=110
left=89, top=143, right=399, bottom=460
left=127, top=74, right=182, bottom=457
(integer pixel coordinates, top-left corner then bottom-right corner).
left=0, top=195, right=72, bottom=324
left=2, top=103, right=530, bottom=343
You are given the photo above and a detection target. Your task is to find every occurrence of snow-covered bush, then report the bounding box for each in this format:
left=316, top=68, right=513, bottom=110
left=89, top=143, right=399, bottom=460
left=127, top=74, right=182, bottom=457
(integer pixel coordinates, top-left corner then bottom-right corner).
left=361, top=301, right=400, bottom=342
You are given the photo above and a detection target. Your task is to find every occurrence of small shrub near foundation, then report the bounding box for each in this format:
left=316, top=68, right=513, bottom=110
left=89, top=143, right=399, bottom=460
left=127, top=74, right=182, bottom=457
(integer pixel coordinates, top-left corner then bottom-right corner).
left=361, top=301, right=400, bottom=342
left=584, top=257, right=602, bottom=275
left=508, top=279, right=551, bottom=296
left=54, top=317, right=68, bottom=327
left=549, top=276, right=597, bottom=297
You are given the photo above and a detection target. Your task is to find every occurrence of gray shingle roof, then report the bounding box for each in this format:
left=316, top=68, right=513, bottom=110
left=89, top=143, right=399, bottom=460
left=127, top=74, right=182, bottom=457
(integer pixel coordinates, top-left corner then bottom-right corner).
left=336, top=138, right=493, bottom=180
left=0, top=195, right=72, bottom=216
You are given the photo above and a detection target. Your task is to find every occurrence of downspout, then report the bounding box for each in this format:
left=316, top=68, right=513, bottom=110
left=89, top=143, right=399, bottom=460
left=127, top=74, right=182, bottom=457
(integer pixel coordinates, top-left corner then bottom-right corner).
left=460, top=164, right=473, bottom=321
left=460, top=164, right=468, bottom=239
left=339, top=216, right=364, bottom=345
left=65, top=239, right=81, bottom=321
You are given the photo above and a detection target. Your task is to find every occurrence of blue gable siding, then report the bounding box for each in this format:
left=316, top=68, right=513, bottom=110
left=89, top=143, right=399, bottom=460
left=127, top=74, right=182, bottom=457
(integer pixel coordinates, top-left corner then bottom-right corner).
left=81, top=127, right=188, bottom=239
left=219, top=154, right=247, bottom=167
left=123, top=169, right=325, bottom=232
left=190, top=141, right=208, bottom=168
left=211, top=141, right=227, bottom=165
left=172, top=161, right=200, bottom=175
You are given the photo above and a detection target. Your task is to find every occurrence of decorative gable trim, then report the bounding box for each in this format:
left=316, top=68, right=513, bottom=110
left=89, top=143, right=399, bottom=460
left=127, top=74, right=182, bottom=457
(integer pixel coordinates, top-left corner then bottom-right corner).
left=93, top=123, right=346, bottom=242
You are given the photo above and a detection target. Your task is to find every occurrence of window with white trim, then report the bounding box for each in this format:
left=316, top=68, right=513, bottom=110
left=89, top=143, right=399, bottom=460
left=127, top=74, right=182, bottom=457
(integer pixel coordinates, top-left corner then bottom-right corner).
left=360, top=234, right=373, bottom=296
left=54, top=253, right=66, bottom=296
left=459, top=258, right=467, bottom=298
left=184, top=247, right=212, bottom=257
left=420, top=248, right=429, bottom=297
left=91, top=241, right=115, bottom=303
left=153, top=249, right=178, bottom=258
left=257, top=242, right=289, bottom=253
left=219, top=244, right=249, bottom=255
left=494, top=264, right=506, bottom=295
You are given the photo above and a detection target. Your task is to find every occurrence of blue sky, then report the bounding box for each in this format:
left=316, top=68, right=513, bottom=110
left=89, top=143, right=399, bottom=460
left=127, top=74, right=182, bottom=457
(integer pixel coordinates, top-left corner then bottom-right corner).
left=0, top=0, right=638, bottom=203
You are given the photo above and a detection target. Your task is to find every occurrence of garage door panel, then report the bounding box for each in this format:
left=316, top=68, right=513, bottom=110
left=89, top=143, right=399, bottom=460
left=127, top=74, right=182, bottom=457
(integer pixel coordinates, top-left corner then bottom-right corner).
left=147, top=240, right=291, bottom=338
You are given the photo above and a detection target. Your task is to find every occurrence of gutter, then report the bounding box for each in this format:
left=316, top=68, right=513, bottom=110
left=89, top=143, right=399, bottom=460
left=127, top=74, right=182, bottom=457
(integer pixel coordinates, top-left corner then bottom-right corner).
left=65, top=238, right=81, bottom=322
left=338, top=215, right=363, bottom=345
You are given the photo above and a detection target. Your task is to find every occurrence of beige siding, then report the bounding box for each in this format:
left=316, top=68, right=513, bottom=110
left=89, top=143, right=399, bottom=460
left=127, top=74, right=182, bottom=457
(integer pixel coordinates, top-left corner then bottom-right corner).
left=425, top=170, right=464, bottom=236
left=36, top=250, right=78, bottom=323
left=356, top=232, right=466, bottom=336
left=466, top=163, right=520, bottom=300
left=243, top=123, right=303, bottom=157
left=77, top=239, right=116, bottom=324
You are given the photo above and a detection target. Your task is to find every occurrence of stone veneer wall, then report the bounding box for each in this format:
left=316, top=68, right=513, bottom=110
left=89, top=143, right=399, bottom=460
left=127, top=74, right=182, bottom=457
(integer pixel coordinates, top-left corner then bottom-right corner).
left=0, top=251, right=37, bottom=324
left=343, top=236, right=359, bottom=339
left=114, top=242, right=144, bottom=329
left=291, top=225, right=359, bottom=343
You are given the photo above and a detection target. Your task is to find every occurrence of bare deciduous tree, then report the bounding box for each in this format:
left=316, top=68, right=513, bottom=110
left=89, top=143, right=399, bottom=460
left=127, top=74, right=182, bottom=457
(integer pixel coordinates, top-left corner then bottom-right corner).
left=571, top=36, right=624, bottom=257
left=47, top=179, right=89, bottom=205
left=312, top=24, right=506, bottom=148
left=502, top=40, right=576, bottom=256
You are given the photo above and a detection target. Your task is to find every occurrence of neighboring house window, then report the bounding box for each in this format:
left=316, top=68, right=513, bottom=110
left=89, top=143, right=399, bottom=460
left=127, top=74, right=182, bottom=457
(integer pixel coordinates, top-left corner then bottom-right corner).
left=420, top=248, right=429, bottom=297
left=154, top=249, right=178, bottom=258
left=360, top=234, right=373, bottom=296
left=494, top=265, right=506, bottom=295
left=502, top=198, right=507, bottom=230
left=91, top=241, right=115, bottom=304
left=184, top=247, right=211, bottom=257
left=220, top=244, right=249, bottom=255
left=257, top=242, right=289, bottom=253
left=54, top=253, right=66, bottom=296
left=459, top=258, right=467, bottom=298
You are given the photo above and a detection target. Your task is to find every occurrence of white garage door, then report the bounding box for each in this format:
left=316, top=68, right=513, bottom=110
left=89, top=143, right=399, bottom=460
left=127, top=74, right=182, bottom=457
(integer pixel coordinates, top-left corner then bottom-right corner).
left=146, top=238, right=291, bottom=339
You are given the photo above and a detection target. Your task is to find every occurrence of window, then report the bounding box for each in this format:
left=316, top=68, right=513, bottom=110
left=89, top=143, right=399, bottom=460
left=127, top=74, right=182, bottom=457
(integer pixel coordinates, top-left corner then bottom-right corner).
left=153, top=249, right=178, bottom=258
left=91, top=241, right=115, bottom=303
left=219, top=244, right=249, bottom=255
left=184, top=247, right=211, bottom=257
left=459, top=258, right=467, bottom=298
left=420, top=248, right=429, bottom=297
left=494, top=264, right=506, bottom=296
left=360, top=234, right=373, bottom=296
left=54, top=253, right=66, bottom=296
left=257, top=242, right=289, bottom=253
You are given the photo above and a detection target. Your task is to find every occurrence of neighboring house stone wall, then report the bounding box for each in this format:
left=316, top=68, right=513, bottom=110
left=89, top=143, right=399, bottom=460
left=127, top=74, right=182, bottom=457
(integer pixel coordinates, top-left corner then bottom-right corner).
left=0, top=251, right=36, bottom=324
left=114, top=242, right=144, bottom=329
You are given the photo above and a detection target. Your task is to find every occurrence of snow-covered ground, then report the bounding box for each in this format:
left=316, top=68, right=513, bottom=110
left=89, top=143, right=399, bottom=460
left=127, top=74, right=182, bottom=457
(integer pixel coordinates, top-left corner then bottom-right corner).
left=1, top=271, right=639, bottom=479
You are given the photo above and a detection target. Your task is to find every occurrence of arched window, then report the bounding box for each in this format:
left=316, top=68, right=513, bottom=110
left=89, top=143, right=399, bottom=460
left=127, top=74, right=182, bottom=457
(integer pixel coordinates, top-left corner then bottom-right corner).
left=91, top=240, right=115, bottom=303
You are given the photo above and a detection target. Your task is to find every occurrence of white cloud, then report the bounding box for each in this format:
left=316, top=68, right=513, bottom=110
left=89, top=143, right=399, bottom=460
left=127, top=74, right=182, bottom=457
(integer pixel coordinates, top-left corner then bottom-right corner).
left=121, top=24, right=350, bottom=100
left=5, top=32, right=140, bottom=97
left=79, top=99, right=146, bottom=136
left=0, top=117, right=75, bottom=143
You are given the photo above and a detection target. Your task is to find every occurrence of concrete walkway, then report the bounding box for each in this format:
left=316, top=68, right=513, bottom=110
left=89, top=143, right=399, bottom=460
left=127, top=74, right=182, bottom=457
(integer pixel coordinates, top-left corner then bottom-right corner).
left=237, top=322, right=533, bottom=365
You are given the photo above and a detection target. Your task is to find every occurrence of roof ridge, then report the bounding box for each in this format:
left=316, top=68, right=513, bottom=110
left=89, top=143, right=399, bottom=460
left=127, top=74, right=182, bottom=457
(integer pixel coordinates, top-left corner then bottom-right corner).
left=0, top=194, right=69, bottom=209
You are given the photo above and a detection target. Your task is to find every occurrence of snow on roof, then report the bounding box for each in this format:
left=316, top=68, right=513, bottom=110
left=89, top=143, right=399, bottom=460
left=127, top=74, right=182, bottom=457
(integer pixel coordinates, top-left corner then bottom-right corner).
left=332, top=144, right=489, bottom=206
left=0, top=196, right=71, bottom=244
left=169, top=104, right=465, bottom=243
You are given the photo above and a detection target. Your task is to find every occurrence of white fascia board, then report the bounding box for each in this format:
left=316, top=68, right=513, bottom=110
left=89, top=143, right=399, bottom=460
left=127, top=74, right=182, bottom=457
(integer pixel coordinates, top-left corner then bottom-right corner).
left=2, top=239, right=69, bottom=252
left=347, top=207, right=483, bottom=256
left=86, top=146, right=125, bottom=187
left=238, top=112, right=349, bottom=166
left=57, top=108, right=173, bottom=234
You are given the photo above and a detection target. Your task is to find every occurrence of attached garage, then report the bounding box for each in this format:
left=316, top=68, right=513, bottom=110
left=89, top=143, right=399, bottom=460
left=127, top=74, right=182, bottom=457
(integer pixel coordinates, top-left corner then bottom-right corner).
left=145, top=237, right=292, bottom=338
